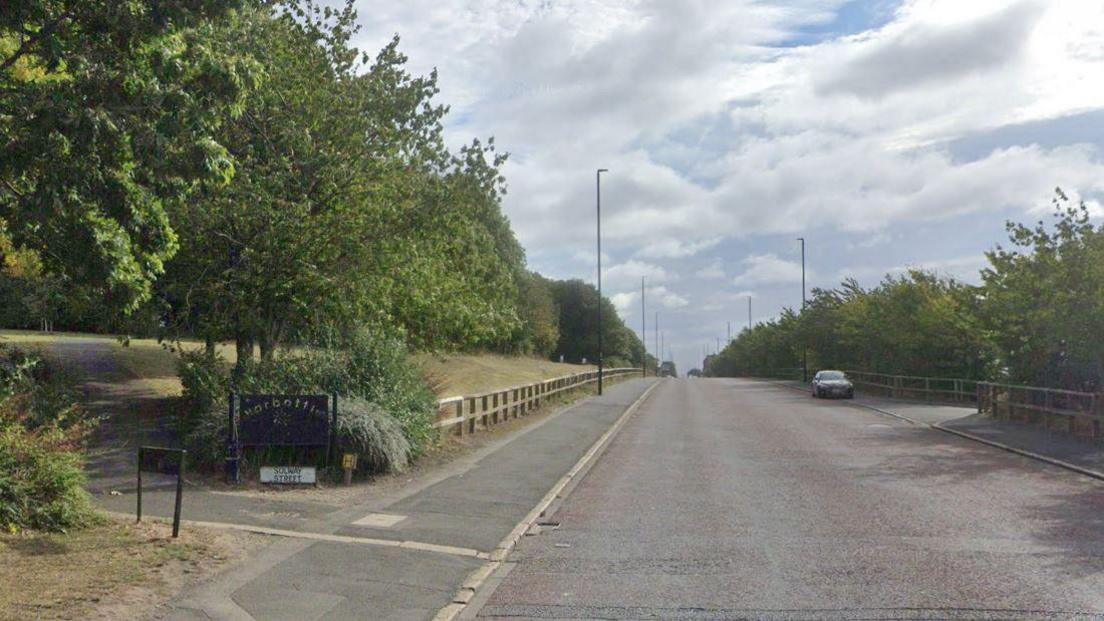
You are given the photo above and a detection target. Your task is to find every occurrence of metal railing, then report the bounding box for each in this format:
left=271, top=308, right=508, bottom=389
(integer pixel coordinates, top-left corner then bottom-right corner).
left=977, top=382, right=1103, bottom=439
left=434, top=367, right=642, bottom=437
left=843, top=370, right=979, bottom=405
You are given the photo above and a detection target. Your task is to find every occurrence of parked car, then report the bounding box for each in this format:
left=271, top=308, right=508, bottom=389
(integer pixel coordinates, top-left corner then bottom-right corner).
left=811, top=370, right=854, bottom=399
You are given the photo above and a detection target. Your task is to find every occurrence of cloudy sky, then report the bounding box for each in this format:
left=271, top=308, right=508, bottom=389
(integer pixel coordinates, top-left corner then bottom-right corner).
left=347, top=0, right=1104, bottom=373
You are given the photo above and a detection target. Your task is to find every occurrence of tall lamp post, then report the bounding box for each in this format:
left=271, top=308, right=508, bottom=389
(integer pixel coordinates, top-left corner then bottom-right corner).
left=641, top=276, right=647, bottom=378
left=798, top=237, right=807, bottom=383
left=597, top=168, right=608, bottom=395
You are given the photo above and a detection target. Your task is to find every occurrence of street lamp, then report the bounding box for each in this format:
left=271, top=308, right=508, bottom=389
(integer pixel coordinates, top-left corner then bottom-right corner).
left=641, top=276, right=646, bottom=378
left=798, top=236, right=807, bottom=383
left=597, top=168, right=608, bottom=395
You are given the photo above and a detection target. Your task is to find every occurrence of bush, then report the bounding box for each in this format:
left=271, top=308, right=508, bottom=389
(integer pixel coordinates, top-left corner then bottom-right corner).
left=179, top=328, right=437, bottom=471
left=0, top=347, right=98, bottom=532
left=336, top=398, right=411, bottom=474
left=178, top=349, right=230, bottom=422
left=0, top=422, right=98, bottom=532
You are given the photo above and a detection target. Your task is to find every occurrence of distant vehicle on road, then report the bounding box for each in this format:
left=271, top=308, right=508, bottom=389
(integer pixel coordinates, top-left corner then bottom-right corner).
left=659, top=361, right=678, bottom=378
left=811, top=370, right=854, bottom=399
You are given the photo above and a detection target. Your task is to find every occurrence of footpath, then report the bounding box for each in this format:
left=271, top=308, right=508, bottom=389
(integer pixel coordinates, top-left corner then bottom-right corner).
left=774, top=379, right=1104, bottom=480
left=93, top=377, right=658, bottom=621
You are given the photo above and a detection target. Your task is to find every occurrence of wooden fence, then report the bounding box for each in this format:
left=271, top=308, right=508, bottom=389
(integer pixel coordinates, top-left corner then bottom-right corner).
left=843, top=370, right=978, bottom=405
left=977, top=382, right=1104, bottom=439
left=434, top=367, right=643, bottom=437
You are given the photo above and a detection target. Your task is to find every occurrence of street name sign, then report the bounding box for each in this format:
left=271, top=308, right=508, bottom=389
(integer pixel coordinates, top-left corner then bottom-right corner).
left=260, top=466, right=317, bottom=484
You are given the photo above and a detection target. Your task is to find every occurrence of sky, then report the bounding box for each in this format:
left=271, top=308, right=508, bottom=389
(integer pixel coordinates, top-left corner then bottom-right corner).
left=344, top=0, right=1104, bottom=374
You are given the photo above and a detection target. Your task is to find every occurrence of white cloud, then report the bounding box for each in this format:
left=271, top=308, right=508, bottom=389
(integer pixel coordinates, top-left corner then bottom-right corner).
left=695, top=259, right=726, bottom=280
left=732, top=254, right=806, bottom=286
left=602, top=260, right=675, bottom=290
left=610, top=291, right=638, bottom=316
left=345, top=0, right=1104, bottom=377
left=635, top=237, right=721, bottom=259
left=649, top=285, right=689, bottom=310
left=837, top=254, right=990, bottom=285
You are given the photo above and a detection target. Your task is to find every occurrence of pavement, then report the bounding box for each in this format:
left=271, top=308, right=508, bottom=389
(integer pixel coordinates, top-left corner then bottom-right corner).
left=98, top=377, right=658, bottom=621
left=474, top=378, right=1104, bottom=620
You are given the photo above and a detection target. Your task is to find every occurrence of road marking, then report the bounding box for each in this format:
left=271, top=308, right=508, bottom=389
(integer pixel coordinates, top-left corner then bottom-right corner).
left=434, top=378, right=663, bottom=621
left=104, top=511, right=489, bottom=559
left=352, top=512, right=408, bottom=527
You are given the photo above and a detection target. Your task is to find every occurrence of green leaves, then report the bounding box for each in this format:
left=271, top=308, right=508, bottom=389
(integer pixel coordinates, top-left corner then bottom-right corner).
left=1, top=0, right=252, bottom=313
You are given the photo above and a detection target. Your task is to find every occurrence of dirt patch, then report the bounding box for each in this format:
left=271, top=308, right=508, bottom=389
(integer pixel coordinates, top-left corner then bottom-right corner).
left=0, top=516, right=265, bottom=621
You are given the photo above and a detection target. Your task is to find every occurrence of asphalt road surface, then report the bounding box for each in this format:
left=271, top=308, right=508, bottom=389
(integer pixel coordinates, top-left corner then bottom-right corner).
left=477, top=378, right=1104, bottom=620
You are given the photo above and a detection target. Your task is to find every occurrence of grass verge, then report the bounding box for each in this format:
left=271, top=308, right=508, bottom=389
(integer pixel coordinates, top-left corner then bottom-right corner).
left=413, top=352, right=595, bottom=397
left=0, top=516, right=260, bottom=621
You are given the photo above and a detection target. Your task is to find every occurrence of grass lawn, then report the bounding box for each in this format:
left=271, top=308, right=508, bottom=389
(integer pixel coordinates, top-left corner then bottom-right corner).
left=0, top=518, right=258, bottom=620
left=413, top=351, right=595, bottom=397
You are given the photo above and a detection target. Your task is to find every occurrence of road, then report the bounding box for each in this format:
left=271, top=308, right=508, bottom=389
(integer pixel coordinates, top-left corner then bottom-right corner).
left=476, top=378, right=1104, bottom=620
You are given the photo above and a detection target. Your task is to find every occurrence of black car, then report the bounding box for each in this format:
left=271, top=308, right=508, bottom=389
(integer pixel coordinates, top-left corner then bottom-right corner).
left=811, top=370, right=854, bottom=399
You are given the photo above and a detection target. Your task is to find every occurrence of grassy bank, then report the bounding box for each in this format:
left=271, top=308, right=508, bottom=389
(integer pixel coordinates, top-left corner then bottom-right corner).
left=412, top=352, right=595, bottom=397
left=1, top=330, right=597, bottom=400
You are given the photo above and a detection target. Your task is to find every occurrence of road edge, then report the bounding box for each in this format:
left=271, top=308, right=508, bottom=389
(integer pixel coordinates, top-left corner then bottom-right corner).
left=764, top=378, right=1104, bottom=483
left=433, top=378, right=663, bottom=621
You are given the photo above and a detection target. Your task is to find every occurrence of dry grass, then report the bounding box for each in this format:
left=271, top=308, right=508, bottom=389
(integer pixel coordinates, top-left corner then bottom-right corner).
left=0, top=330, right=601, bottom=400
left=413, top=352, right=595, bottom=397
left=0, top=330, right=240, bottom=398
left=0, top=518, right=259, bottom=621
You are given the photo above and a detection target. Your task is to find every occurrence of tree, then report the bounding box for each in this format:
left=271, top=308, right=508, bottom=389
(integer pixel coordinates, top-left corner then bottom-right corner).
left=547, top=279, right=644, bottom=366
left=981, top=189, right=1104, bottom=388
left=514, top=271, right=560, bottom=356
left=1, top=1, right=255, bottom=313
left=159, top=3, right=527, bottom=361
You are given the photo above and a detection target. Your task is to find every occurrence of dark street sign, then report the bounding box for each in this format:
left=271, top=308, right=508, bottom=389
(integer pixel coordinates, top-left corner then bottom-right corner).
left=237, top=394, right=331, bottom=447
left=139, top=446, right=184, bottom=475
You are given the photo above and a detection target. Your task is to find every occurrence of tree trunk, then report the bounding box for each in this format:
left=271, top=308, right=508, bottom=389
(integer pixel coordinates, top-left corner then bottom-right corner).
left=259, top=333, right=276, bottom=362
left=235, top=334, right=254, bottom=366
left=205, top=336, right=216, bottom=356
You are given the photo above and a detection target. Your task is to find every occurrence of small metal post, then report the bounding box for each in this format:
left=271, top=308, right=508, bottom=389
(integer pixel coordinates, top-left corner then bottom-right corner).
left=328, top=394, right=338, bottom=470
left=172, top=450, right=186, bottom=538
left=226, top=395, right=239, bottom=484
left=136, top=447, right=143, bottom=523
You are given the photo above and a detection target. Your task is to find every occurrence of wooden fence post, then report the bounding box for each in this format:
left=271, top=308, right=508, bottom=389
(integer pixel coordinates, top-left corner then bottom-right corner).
left=456, top=400, right=465, bottom=437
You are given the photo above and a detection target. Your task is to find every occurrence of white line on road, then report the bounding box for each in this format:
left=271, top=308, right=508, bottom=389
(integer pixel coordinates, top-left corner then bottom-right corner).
left=435, top=378, right=664, bottom=621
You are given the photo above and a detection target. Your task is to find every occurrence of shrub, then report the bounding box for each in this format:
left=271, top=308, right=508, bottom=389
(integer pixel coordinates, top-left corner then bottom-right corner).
left=335, top=398, right=411, bottom=474
left=0, top=422, right=98, bottom=532
left=0, top=347, right=98, bottom=532
left=179, top=328, right=437, bottom=470
left=177, top=349, right=229, bottom=433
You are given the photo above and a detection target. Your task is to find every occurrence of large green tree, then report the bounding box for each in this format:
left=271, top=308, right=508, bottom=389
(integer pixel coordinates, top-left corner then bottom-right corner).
left=159, top=2, right=525, bottom=360
left=1, top=1, right=255, bottom=312
left=981, top=189, right=1104, bottom=388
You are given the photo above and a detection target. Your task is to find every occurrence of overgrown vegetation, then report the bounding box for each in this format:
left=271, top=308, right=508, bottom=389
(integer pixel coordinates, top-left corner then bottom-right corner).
left=708, top=190, right=1104, bottom=391
left=0, top=346, right=98, bottom=532
left=178, top=328, right=434, bottom=474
